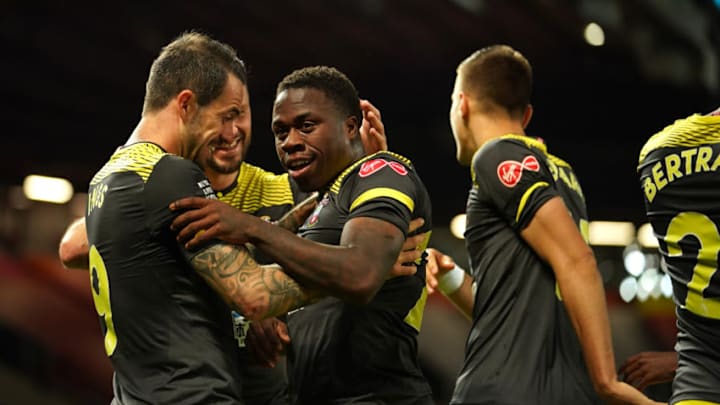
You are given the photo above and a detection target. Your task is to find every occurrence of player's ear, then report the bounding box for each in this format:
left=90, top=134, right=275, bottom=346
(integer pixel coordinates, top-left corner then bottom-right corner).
left=177, top=90, right=198, bottom=123
left=459, top=92, right=470, bottom=120
left=345, top=115, right=360, bottom=141
left=522, top=104, right=533, bottom=128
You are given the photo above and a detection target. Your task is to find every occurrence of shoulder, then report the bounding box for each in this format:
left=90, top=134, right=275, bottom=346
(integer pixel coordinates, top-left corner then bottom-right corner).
left=476, top=137, right=535, bottom=160
left=472, top=137, right=539, bottom=173
left=329, top=151, right=416, bottom=193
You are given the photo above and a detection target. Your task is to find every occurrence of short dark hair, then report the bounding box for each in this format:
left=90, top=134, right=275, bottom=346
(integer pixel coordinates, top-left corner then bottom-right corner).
left=458, top=45, right=532, bottom=118
left=276, top=66, right=362, bottom=127
left=142, top=31, right=247, bottom=115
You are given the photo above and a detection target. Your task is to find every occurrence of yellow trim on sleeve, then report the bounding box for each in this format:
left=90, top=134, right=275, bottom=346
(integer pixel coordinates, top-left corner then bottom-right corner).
left=515, top=181, right=549, bottom=223
left=349, top=188, right=414, bottom=213
left=675, top=401, right=720, bottom=405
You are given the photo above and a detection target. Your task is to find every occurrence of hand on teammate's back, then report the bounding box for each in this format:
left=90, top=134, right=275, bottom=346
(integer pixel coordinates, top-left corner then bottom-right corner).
left=619, top=351, right=677, bottom=391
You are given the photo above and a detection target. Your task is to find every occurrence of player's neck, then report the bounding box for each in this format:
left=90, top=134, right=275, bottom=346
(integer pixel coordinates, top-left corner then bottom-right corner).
left=127, top=111, right=182, bottom=154
left=471, top=114, right=526, bottom=148
left=206, top=170, right=239, bottom=192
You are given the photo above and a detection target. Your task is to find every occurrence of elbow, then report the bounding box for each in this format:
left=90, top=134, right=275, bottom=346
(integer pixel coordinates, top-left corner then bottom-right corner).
left=341, top=276, right=382, bottom=306
left=58, top=243, right=71, bottom=267
left=58, top=241, right=88, bottom=269
left=592, top=376, right=618, bottom=401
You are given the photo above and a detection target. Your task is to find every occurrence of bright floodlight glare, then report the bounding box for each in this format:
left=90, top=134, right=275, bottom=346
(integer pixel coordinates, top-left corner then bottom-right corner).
left=588, top=221, right=635, bottom=246
left=636, top=278, right=650, bottom=302
left=450, top=214, right=466, bottom=239
left=623, top=247, right=646, bottom=277
left=639, top=268, right=659, bottom=293
left=584, top=22, right=605, bottom=47
left=637, top=223, right=659, bottom=248
left=660, top=273, right=673, bottom=298
left=619, top=276, right=638, bottom=303
left=23, top=175, right=74, bottom=204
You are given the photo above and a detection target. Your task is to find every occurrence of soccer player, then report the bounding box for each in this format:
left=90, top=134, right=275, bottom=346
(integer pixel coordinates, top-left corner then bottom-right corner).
left=637, top=106, right=720, bottom=404
left=426, top=45, right=659, bottom=404
left=58, top=43, right=425, bottom=404
left=170, top=66, right=435, bottom=404
left=83, top=31, right=319, bottom=404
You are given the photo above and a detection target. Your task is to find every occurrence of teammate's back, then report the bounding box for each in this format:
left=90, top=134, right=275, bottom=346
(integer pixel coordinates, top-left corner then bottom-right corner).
left=638, top=111, right=720, bottom=405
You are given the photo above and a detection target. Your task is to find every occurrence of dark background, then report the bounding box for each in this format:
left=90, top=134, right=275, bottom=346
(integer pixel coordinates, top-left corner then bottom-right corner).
left=0, top=1, right=718, bottom=403
left=4, top=0, right=719, bottom=226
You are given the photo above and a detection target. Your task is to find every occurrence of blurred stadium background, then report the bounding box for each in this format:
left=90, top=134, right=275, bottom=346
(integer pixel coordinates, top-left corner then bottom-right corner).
left=1, top=0, right=718, bottom=403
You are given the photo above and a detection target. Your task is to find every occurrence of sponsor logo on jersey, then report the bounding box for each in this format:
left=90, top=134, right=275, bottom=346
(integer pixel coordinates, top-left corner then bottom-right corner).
left=359, top=159, right=408, bottom=177
left=496, top=155, right=539, bottom=187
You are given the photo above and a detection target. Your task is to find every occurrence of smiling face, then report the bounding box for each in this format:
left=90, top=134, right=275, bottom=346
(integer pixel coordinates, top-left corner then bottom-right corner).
left=194, top=82, right=252, bottom=174
left=271, top=87, right=357, bottom=192
left=183, top=73, right=250, bottom=169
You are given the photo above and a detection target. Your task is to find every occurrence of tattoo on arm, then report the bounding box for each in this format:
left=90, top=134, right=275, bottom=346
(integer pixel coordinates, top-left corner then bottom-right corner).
left=192, top=243, right=313, bottom=319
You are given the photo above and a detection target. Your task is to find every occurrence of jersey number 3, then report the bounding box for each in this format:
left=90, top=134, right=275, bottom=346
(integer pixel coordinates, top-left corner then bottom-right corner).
left=89, top=245, right=118, bottom=355
left=665, top=212, right=720, bottom=319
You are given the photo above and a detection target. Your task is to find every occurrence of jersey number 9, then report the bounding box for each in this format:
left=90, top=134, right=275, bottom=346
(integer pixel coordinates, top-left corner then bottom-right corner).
left=89, top=245, right=118, bottom=356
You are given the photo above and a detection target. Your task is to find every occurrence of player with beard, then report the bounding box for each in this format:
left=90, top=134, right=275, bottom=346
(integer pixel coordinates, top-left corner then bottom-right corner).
left=169, top=66, right=435, bottom=405
left=59, top=40, right=424, bottom=405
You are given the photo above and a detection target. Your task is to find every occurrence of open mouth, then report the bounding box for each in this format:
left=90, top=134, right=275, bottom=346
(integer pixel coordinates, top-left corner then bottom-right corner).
left=285, top=158, right=313, bottom=176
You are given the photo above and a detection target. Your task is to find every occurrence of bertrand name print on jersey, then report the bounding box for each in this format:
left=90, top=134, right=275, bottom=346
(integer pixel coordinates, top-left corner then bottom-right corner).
left=641, top=145, right=720, bottom=202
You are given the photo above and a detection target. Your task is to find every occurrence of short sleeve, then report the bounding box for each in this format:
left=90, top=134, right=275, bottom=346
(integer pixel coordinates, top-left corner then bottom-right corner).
left=472, top=140, right=558, bottom=230
left=340, top=157, right=419, bottom=237
left=144, top=155, right=220, bottom=262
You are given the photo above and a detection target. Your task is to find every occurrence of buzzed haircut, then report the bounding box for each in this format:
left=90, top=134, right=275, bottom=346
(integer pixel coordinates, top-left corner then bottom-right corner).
left=458, top=45, right=532, bottom=118
left=276, top=66, right=362, bottom=127
left=142, top=31, right=247, bottom=115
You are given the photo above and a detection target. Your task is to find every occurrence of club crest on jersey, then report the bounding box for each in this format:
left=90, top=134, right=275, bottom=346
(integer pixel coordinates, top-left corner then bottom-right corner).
left=359, top=158, right=408, bottom=177
left=305, top=194, right=329, bottom=228
left=496, top=155, right=540, bottom=187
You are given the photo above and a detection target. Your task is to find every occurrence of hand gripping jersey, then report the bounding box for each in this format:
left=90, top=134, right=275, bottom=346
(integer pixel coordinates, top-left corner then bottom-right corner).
left=451, top=135, right=601, bottom=405
left=638, top=113, right=720, bottom=405
left=287, top=151, right=434, bottom=405
left=85, top=142, right=242, bottom=404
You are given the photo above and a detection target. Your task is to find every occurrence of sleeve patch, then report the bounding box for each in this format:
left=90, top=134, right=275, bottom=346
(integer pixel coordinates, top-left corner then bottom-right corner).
left=497, top=155, right=540, bottom=187
left=196, top=179, right=217, bottom=199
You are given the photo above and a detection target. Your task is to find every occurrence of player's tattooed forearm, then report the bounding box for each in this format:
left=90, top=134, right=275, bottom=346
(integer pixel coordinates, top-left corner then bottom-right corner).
left=260, top=266, right=308, bottom=316
left=192, top=244, right=310, bottom=317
